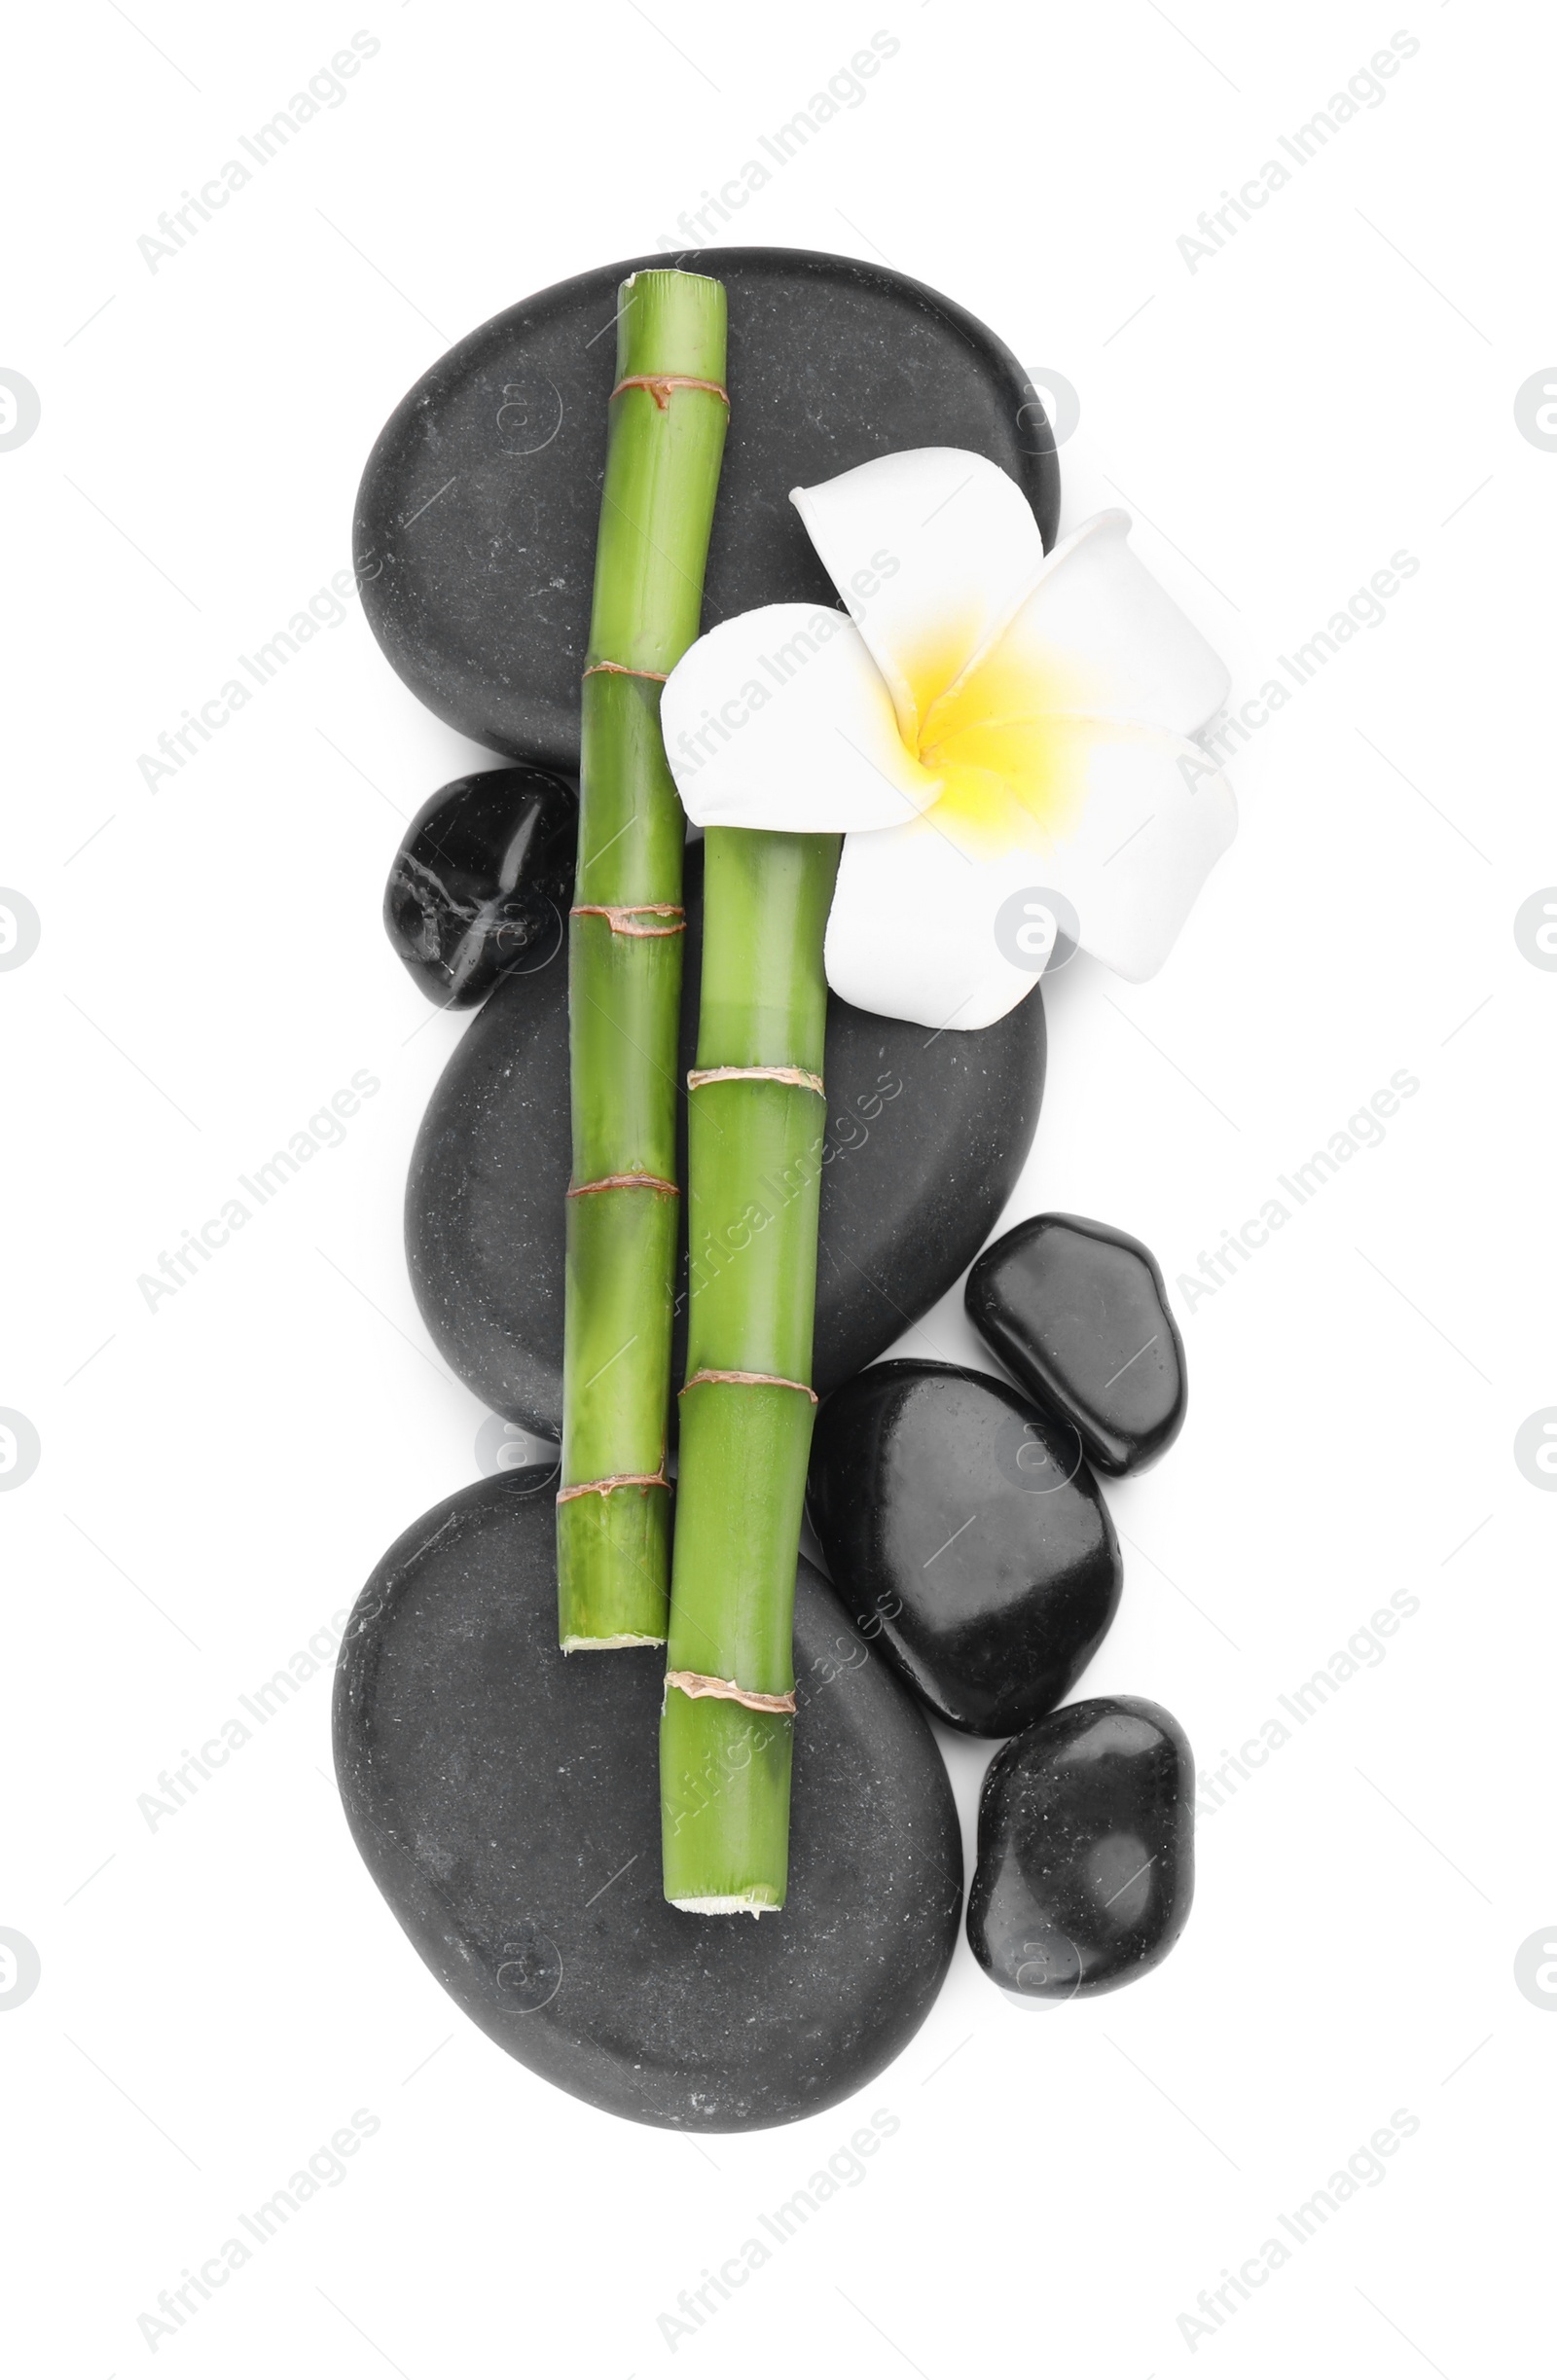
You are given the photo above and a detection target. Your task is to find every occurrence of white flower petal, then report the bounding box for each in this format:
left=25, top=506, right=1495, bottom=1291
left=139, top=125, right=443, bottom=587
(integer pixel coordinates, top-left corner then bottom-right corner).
left=822, top=723, right=1236, bottom=1026
left=1043, top=722, right=1237, bottom=981
left=932, top=510, right=1230, bottom=742
left=790, top=450, right=1045, bottom=745
left=661, top=603, right=940, bottom=832
left=823, top=820, right=1051, bottom=1031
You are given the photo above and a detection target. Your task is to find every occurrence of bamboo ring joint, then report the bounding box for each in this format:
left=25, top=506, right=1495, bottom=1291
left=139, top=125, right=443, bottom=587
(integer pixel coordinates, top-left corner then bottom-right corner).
left=686, top=1064, right=825, bottom=1096
left=679, top=1368, right=817, bottom=1403
left=664, top=1670, right=796, bottom=1715
left=566, top=1173, right=679, bottom=1198
left=610, top=374, right=730, bottom=410
left=556, top=1470, right=670, bottom=1502
left=571, top=902, right=686, bottom=938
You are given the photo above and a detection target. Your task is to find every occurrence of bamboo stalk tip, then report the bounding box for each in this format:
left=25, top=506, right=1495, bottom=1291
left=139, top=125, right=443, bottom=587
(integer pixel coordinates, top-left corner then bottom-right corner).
left=614, top=268, right=728, bottom=384
left=623, top=267, right=724, bottom=290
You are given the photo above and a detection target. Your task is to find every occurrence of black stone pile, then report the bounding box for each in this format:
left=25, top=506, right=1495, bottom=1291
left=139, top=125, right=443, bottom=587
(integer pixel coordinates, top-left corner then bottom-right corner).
left=336, top=248, right=1200, bottom=2134
left=809, top=1219, right=1194, bottom=2004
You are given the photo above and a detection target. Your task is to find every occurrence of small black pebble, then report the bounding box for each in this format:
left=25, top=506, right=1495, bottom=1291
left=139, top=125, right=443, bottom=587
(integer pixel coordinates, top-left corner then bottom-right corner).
left=967, top=1213, right=1186, bottom=1476
left=967, top=1695, right=1194, bottom=2001
left=807, top=1360, right=1121, bottom=1737
left=384, top=765, right=577, bottom=1007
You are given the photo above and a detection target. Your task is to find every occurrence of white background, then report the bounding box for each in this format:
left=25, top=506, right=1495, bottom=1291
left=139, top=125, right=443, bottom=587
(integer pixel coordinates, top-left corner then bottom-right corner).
left=4, top=2, right=1550, bottom=2373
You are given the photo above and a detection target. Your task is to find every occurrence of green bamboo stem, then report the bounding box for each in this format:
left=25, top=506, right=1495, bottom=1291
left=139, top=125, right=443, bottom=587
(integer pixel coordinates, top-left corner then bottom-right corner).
left=558, top=270, right=729, bottom=1651
left=661, top=826, right=842, bottom=1910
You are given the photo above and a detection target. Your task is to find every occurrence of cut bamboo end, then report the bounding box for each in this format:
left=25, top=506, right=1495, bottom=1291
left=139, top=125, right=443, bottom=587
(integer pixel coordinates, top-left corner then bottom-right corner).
left=679, top=1368, right=816, bottom=1403
left=558, top=1464, right=671, bottom=1649
left=623, top=268, right=723, bottom=289
left=685, top=1064, right=825, bottom=1096
left=668, top=1894, right=778, bottom=1917
left=664, top=1670, right=797, bottom=1715
left=561, top=1632, right=667, bottom=1653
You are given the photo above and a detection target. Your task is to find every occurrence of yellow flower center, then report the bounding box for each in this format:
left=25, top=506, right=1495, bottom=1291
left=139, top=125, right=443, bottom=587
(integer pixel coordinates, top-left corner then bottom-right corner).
left=896, top=632, right=1104, bottom=861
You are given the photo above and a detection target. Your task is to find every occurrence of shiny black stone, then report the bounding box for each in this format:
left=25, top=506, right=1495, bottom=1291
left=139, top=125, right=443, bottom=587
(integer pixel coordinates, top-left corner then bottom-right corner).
left=384, top=765, right=577, bottom=1008
left=333, top=1470, right=961, bottom=2131
left=967, top=1696, right=1194, bottom=2001
left=966, top=1213, right=1186, bottom=1477
left=406, top=846, right=1045, bottom=1438
left=806, top=1361, right=1121, bottom=1738
left=354, top=246, right=1059, bottom=769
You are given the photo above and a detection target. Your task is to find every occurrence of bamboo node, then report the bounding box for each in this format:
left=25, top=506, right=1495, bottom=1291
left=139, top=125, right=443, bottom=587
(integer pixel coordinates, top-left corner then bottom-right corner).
left=582, top=661, right=669, bottom=682
left=571, top=902, right=686, bottom=938
left=685, top=1064, right=825, bottom=1096
left=664, top=1670, right=797, bottom=1715
left=610, top=374, right=730, bottom=410
left=566, top=1172, right=679, bottom=1197
left=556, top=1470, right=670, bottom=1503
left=680, top=1368, right=817, bottom=1403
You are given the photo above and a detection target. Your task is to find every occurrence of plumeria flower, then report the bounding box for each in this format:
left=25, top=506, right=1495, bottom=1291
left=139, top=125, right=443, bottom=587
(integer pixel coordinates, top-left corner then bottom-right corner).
left=661, top=449, right=1236, bottom=1029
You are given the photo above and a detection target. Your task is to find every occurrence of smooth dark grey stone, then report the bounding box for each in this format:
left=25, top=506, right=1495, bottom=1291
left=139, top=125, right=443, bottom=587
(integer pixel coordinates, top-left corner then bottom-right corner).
left=967, top=1696, right=1194, bottom=2001
left=354, top=246, right=1059, bottom=769
left=966, top=1213, right=1186, bottom=1476
left=407, top=844, right=1045, bottom=1438
left=384, top=765, right=577, bottom=1008
left=808, top=1361, right=1120, bottom=1738
left=333, top=1470, right=961, bottom=2131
